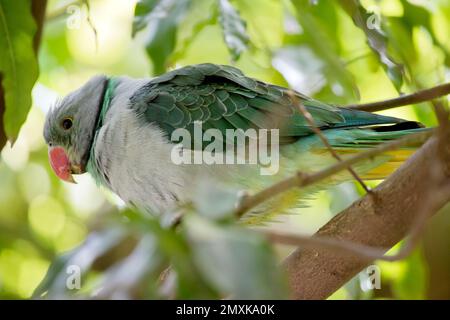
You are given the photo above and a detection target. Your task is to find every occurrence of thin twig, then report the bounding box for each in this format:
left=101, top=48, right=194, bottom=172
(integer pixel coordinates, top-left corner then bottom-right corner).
left=344, top=82, right=450, bottom=112
left=83, top=0, right=99, bottom=52
left=46, top=0, right=83, bottom=21
left=235, top=129, right=433, bottom=217
left=290, top=91, right=371, bottom=193
left=46, top=0, right=98, bottom=51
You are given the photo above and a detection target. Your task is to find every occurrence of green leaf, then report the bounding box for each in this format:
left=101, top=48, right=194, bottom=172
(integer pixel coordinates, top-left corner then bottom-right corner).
left=392, top=247, right=428, bottom=299
left=33, top=228, right=128, bottom=298
left=288, top=0, right=359, bottom=103
left=155, top=227, right=219, bottom=299
left=184, top=215, right=287, bottom=299
left=0, top=0, right=38, bottom=144
left=192, top=181, right=239, bottom=221
left=171, top=0, right=218, bottom=62
left=132, top=0, right=191, bottom=75
left=399, top=0, right=450, bottom=66
left=218, top=0, right=249, bottom=61
left=132, top=0, right=159, bottom=36
left=95, top=234, right=163, bottom=299
left=338, top=0, right=404, bottom=91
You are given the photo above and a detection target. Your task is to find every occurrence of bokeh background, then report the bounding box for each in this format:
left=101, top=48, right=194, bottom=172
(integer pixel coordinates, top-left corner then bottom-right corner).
left=0, top=0, right=449, bottom=299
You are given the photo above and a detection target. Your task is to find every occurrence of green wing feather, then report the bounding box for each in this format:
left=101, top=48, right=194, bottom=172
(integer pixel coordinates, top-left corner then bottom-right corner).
left=130, top=63, right=410, bottom=148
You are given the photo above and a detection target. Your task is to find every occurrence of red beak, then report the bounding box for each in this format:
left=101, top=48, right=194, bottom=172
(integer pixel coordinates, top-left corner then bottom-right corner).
left=48, top=146, right=76, bottom=183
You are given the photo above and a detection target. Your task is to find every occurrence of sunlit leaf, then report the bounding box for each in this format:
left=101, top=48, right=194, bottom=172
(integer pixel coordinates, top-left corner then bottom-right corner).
left=338, top=0, right=404, bottom=90
left=171, top=0, right=217, bottom=62
left=399, top=0, right=450, bottom=66
left=392, top=247, right=428, bottom=299
left=287, top=0, right=359, bottom=103
left=272, top=46, right=325, bottom=95
left=218, top=0, right=249, bottom=61
left=0, top=0, right=38, bottom=145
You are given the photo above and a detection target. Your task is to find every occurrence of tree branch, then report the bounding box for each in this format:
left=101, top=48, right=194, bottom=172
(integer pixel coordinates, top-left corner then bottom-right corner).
left=265, top=182, right=449, bottom=262
left=344, top=82, right=450, bottom=112
left=282, top=136, right=450, bottom=299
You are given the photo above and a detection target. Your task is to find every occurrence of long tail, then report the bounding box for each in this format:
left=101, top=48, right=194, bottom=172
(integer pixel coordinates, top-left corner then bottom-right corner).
left=318, top=123, right=429, bottom=180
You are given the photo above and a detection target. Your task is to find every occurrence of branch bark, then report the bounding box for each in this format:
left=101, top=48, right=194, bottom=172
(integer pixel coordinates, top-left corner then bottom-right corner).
left=344, top=82, right=450, bottom=112
left=282, top=137, right=450, bottom=299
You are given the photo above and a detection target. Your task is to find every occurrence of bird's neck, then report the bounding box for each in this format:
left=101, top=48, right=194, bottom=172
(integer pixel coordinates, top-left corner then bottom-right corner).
left=86, top=77, right=119, bottom=186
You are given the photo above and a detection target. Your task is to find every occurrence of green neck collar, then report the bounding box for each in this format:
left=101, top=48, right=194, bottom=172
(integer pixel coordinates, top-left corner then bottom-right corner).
left=86, top=77, right=118, bottom=184
left=95, top=77, right=117, bottom=133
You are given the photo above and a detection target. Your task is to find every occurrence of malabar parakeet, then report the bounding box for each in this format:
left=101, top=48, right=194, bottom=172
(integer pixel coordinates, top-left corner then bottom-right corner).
left=43, top=64, right=425, bottom=223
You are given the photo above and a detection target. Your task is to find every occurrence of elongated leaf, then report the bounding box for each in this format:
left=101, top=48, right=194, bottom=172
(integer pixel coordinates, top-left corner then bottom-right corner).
left=132, top=0, right=191, bottom=75
left=0, top=0, right=38, bottom=144
left=171, top=0, right=217, bottom=61
left=132, top=0, right=159, bottom=36
left=95, top=234, right=163, bottom=299
left=218, top=0, right=249, bottom=61
left=338, top=0, right=404, bottom=90
left=288, top=0, right=359, bottom=102
left=400, top=0, right=450, bottom=65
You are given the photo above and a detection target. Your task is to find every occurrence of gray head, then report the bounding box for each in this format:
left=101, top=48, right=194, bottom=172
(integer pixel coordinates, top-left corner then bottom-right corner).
left=43, top=75, right=107, bottom=182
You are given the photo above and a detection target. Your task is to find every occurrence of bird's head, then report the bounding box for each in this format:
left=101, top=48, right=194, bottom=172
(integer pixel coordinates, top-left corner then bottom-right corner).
left=43, top=75, right=108, bottom=183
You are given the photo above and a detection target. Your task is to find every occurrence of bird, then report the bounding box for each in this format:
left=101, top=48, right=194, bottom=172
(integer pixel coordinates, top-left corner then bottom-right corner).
left=43, top=63, right=426, bottom=223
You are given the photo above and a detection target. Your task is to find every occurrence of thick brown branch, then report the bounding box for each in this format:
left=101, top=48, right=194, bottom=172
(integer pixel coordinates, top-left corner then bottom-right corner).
left=265, top=182, right=449, bottom=262
left=282, top=137, right=450, bottom=299
left=344, top=82, right=450, bottom=112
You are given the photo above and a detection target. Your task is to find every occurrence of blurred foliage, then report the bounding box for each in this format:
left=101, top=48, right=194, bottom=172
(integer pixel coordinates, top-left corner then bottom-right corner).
left=0, top=0, right=449, bottom=299
left=33, top=208, right=286, bottom=299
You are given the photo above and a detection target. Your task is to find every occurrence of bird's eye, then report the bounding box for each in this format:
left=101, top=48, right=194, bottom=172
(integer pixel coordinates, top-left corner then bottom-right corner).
left=61, top=118, right=73, bottom=130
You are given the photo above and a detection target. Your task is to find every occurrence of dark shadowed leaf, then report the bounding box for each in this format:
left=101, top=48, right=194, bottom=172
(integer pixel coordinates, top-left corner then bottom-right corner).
left=0, top=0, right=38, bottom=145
left=218, top=0, right=249, bottom=61
left=154, top=226, right=219, bottom=299
left=94, top=234, right=163, bottom=299
left=115, top=209, right=219, bottom=299
left=399, top=0, right=450, bottom=66
left=184, top=215, right=287, bottom=299
left=338, top=0, right=404, bottom=91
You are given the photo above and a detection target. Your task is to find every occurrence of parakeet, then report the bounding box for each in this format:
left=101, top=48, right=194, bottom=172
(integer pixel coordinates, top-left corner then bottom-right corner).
left=43, top=64, right=425, bottom=222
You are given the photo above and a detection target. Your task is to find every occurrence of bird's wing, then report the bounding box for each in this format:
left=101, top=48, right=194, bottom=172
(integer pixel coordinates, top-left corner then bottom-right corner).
left=129, top=63, right=406, bottom=148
